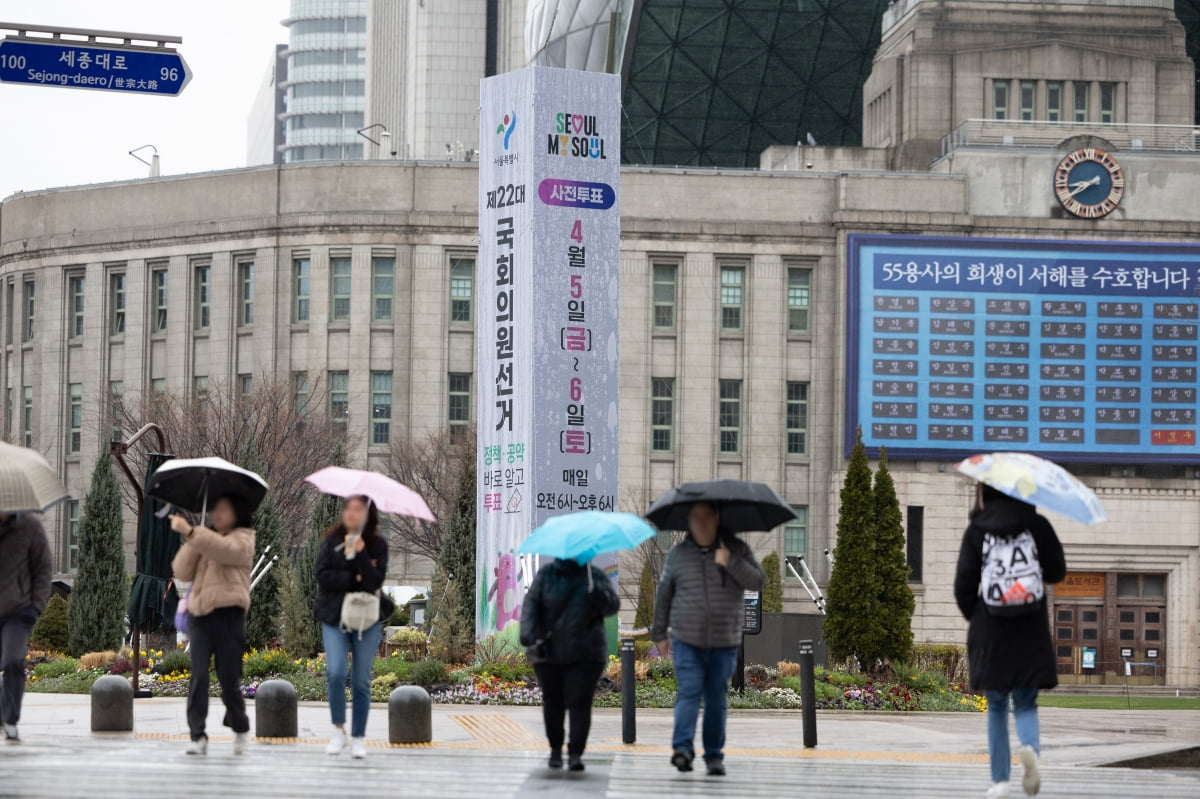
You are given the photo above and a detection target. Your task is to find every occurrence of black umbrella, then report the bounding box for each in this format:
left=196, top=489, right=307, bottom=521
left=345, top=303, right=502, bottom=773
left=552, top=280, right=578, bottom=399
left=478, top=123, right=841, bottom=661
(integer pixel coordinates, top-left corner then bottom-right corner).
left=646, top=479, right=797, bottom=533
left=127, top=453, right=180, bottom=633
left=145, top=456, right=268, bottom=517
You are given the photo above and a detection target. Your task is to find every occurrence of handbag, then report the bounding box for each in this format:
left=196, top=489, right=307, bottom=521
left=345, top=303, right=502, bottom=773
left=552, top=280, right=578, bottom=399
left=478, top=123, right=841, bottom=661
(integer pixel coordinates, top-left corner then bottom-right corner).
left=174, top=585, right=191, bottom=636
left=340, top=590, right=382, bottom=638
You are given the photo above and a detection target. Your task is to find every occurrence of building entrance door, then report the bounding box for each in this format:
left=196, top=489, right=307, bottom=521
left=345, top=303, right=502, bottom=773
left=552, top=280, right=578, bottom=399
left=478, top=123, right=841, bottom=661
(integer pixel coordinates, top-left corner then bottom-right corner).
left=1053, top=604, right=1103, bottom=675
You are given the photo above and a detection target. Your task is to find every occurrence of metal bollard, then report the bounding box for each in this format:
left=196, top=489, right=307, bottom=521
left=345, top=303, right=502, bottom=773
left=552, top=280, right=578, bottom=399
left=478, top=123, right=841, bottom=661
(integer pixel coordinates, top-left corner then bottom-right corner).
left=799, top=639, right=817, bottom=748
left=255, top=679, right=298, bottom=738
left=620, top=637, right=636, bottom=744
left=91, top=674, right=134, bottom=732
left=389, top=685, right=433, bottom=744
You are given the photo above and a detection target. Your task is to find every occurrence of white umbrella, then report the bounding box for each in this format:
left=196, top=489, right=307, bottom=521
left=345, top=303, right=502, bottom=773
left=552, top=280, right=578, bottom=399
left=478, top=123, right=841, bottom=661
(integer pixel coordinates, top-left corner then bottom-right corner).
left=0, top=441, right=69, bottom=513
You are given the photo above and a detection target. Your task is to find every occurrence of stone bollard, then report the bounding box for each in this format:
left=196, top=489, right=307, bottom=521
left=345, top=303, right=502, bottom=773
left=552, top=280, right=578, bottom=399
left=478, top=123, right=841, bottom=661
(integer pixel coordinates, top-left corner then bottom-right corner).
left=255, top=679, right=298, bottom=738
left=91, top=675, right=134, bottom=732
left=388, top=685, right=432, bottom=744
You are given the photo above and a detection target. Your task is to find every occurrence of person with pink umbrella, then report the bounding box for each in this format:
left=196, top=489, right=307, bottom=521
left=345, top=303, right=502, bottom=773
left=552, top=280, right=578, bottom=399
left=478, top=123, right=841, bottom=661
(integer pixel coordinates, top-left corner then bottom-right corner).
left=305, top=467, right=435, bottom=760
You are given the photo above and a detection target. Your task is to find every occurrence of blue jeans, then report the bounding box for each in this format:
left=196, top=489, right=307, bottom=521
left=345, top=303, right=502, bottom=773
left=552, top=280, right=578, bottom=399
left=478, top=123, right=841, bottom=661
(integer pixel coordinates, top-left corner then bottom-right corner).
left=984, top=688, right=1040, bottom=783
left=671, top=638, right=739, bottom=763
left=323, top=622, right=382, bottom=738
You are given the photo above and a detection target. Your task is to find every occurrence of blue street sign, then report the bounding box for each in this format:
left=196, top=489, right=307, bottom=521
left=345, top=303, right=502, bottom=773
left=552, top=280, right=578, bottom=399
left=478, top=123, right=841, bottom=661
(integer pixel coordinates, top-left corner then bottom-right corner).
left=0, top=38, right=190, bottom=96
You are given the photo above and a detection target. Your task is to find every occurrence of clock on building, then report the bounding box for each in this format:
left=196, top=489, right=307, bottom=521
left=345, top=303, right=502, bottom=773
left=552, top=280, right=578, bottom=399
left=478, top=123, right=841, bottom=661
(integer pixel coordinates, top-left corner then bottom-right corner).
left=1053, top=148, right=1125, bottom=219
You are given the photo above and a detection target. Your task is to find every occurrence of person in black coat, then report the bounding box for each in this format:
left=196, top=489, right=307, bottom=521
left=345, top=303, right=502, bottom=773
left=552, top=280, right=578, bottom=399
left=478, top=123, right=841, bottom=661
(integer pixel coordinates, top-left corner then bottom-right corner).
left=954, top=483, right=1066, bottom=799
left=519, top=558, right=619, bottom=771
left=313, top=496, right=389, bottom=760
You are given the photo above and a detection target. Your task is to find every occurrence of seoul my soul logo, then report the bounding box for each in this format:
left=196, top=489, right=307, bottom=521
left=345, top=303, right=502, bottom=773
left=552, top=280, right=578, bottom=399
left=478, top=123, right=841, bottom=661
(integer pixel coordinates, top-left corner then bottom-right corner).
left=547, top=112, right=607, bottom=159
left=496, top=111, right=517, bottom=150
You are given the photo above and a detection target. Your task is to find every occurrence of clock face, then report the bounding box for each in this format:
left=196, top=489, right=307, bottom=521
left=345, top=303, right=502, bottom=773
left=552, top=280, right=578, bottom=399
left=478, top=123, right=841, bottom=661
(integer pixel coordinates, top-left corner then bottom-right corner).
left=1054, top=148, right=1125, bottom=219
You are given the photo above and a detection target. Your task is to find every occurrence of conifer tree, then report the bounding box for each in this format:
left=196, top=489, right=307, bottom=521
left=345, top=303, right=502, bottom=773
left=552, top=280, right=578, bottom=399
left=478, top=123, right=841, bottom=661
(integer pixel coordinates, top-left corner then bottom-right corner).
left=68, top=453, right=127, bottom=656
left=873, top=448, right=915, bottom=665
left=428, top=452, right=476, bottom=662
left=761, top=552, right=784, bottom=613
left=634, top=561, right=656, bottom=630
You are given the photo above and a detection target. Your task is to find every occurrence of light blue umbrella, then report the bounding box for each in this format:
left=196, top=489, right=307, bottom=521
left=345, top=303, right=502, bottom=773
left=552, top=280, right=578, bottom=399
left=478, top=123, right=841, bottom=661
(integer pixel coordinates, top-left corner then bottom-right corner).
left=518, top=511, right=656, bottom=565
left=955, top=452, right=1107, bottom=525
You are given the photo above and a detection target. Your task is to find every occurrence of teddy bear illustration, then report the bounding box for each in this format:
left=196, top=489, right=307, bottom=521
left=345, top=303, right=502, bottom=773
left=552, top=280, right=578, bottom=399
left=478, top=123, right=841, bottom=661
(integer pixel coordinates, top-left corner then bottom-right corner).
left=486, top=551, right=523, bottom=631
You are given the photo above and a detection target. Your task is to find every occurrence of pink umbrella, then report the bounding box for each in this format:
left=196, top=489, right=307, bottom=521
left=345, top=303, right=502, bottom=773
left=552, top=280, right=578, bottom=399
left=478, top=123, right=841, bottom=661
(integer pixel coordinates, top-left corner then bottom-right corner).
left=304, top=466, right=436, bottom=521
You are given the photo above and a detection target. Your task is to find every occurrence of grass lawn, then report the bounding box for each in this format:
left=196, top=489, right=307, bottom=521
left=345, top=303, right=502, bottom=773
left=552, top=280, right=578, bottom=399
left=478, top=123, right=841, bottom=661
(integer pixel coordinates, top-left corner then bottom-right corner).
left=1038, top=695, right=1200, bottom=710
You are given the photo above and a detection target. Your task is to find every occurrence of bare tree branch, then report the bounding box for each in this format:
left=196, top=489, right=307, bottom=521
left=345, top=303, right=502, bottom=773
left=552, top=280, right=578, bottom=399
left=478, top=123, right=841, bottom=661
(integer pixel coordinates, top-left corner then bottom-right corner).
left=378, top=427, right=474, bottom=563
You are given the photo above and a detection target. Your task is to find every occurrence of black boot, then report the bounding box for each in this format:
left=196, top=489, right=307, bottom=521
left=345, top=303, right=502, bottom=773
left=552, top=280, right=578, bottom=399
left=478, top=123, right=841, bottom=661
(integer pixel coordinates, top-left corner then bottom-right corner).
left=548, top=748, right=563, bottom=769
left=568, top=753, right=585, bottom=772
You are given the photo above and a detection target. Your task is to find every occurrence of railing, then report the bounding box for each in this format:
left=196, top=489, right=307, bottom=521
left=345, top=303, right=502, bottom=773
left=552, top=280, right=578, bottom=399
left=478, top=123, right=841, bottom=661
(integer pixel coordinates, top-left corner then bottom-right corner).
left=941, top=119, right=1200, bottom=157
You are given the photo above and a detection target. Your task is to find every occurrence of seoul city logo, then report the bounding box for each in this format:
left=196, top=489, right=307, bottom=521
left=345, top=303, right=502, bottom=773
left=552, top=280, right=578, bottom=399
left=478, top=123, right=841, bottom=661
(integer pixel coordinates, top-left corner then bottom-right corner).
left=547, top=112, right=607, bottom=159
left=496, top=111, right=517, bottom=150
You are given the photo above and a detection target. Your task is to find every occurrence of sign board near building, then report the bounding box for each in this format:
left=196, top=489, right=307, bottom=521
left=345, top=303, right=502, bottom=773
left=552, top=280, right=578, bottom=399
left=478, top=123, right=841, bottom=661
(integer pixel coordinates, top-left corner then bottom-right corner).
left=0, top=38, right=190, bottom=96
left=1056, top=572, right=1106, bottom=598
left=475, top=66, right=621, bottom=640
left=848, top=235, right=1200, bottom=463
left=743, top=590, right=762, bottom=635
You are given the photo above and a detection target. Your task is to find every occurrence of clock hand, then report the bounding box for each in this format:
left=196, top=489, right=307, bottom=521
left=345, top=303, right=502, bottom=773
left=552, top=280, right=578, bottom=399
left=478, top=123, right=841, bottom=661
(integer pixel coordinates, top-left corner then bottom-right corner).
left=1066, top=176, right=1101, bottom=198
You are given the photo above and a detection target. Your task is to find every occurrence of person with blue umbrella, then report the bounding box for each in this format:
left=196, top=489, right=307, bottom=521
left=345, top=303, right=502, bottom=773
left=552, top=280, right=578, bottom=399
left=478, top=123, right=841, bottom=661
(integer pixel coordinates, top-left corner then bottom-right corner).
left=518, top=511, right=640, bottom=771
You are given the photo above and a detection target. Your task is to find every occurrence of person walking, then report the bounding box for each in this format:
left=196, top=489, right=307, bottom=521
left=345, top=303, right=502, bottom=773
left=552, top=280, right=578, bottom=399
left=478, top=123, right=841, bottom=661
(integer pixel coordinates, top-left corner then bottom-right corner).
left=651, top=501, right=764, bottom=776
left=0, top=512, right=52, bottom=743
left=520, top=557, right=619, bottom=771
left=954, top=483, right=1066, bottom=798
left=170, top=496, right=256, bottom=756
left=313, top=496, right=388, bottom=760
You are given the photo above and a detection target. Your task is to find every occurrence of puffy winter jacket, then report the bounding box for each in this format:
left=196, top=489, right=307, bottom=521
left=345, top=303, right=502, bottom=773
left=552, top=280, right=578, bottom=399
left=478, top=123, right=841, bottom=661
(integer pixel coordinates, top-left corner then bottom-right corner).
left=0, top=513, right=52, bottom=621
left=650, top=533, right=764, bottom=650
left=519, top=560, right=619, bottom=664
left=954, top=496, right=1066, bottom=692
left=312, top=531, right=389, bottom=627
left=171, top=524, right=255, bottom=617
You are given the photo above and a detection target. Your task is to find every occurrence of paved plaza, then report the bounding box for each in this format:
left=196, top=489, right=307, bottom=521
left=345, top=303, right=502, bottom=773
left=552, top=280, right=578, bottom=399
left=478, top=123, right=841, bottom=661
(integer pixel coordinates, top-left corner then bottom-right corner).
left=1, top=694, right=1197, bottom=797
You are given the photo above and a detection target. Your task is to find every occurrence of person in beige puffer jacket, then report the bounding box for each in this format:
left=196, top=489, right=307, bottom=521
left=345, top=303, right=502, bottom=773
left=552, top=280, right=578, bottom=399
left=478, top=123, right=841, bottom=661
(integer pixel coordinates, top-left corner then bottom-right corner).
left=170, top=495, right=255, bottom=756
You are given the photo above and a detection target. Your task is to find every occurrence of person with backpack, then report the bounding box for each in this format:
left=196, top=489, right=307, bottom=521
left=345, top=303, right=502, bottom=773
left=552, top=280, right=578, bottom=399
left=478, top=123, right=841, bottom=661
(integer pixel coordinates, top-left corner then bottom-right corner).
left=954, top=482, right=1066, bottom=799
left=313, top=496, right=388, bottom=760
left=519, top=557, right=620, bottom=771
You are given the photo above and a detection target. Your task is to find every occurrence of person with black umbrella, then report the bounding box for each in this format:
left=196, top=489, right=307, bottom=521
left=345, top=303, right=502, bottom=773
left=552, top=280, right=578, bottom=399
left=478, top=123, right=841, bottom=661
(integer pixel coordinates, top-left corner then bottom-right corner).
left=650, top=501, right=764, bottom=776
left=170, top=496, right=256, bottom=756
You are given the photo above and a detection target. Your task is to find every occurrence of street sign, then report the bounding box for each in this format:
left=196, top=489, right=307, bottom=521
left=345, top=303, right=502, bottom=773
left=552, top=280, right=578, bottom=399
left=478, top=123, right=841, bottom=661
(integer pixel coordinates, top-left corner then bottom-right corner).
left=0, top=38, right=190, bottom=96
left=742, top=589, right=762, bottom=635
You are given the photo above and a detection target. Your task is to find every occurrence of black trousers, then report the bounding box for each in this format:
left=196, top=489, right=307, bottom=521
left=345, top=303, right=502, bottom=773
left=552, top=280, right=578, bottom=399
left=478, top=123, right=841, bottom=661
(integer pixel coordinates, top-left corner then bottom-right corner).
left=187, top=606, right=250, bottom=740
left=534, top=661, right=605, bottom=756
left=0, top=612, right=34, bottom=725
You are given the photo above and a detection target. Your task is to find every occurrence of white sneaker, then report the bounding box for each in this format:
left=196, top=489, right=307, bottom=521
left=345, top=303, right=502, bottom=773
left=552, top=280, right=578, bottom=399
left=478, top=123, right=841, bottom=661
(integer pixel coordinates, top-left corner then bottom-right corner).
left=986, top=782, right=1011, bottom=798
left=349, top=737, right=367, bottom=759
left=1018, top=746, right=1041, bottom=796
left=3, top=723, right=19, bottom=743
left=185, top=737, right=208, bottom=755
left=325, top=728, right=347, bottom=756
left=232, top=732, right=248, bottom=755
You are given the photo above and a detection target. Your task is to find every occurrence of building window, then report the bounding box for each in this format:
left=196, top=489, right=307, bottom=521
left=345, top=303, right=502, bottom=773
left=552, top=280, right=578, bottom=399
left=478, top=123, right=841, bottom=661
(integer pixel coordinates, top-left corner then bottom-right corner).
left=370, top=371, right=393, bottom=445
left=786, top=382, right=809, bottom=455
left=330, top=257, right=352, bottom=321
left=448, top=372, right=471, bottom=444
left=1099, top=82, right=1116, bottom=124
left=194, top=265, right=211, bottom=330
left=238, top=261, right=255, bottom=326
left=151, top=268, right=168, bottom=332
left=151, top=378, right=166, bottom=394
left=784, top=506, right=808, bottom=577
left=67, top=383, right=83, bottom=454
left=720, top=265, right=744, bottom=331
left=5, top=281, right=13, bottom=345
left=293, top=371, right=309, bottom=414
left=65, top=500, right=80, bottom=570
left=992, top=80, right=1009, bottom=120
left=372, top=256, right=394, bottom=322
left=109, top=273, right=126, bottom=335
left=329, top=370, right=349, bottom=425
left=23, top=280, right=35, bottom=342
left=109, top=381, right=124, bottom=442
left=1073, top=82, right=1088, bottom=122
left=4, top=386, right=10, bottom=439
left=787, top=267, right=811, bottom=333
left=293, top=258, right=311, bottom=322
left=718, top=379, right=742, bottom=454
left=1046, top=81, right=1062, bottom=122
left=237, top=374, right=253, bottom=399
left=906, top=506, right=924, bottom=583
left=68, top=275, right=85, bottom=338
left=650, top=377, right=675, bottom=452
left=193, top=376, right=209, bottom=410
left=449, top=257, right=474, bottom=322
left=1019, top=80, right=1035, bottom=121
left=21, top=386, right=32, bottom=447
left=653, top=263, right=677, bottom=329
